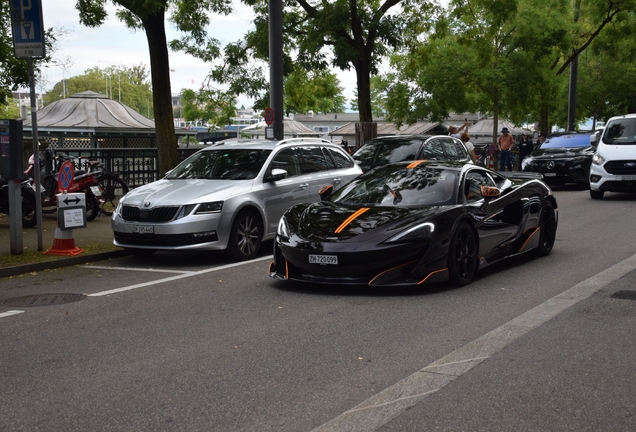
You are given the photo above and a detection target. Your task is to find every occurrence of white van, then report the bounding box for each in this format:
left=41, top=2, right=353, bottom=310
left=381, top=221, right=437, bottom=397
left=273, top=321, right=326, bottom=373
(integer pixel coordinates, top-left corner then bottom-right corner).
left=589, top=113, right=636, bottom=199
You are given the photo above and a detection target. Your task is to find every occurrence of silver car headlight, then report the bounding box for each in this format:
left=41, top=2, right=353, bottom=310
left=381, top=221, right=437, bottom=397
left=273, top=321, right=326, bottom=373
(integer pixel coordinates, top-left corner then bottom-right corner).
left=277, top=216, right=290, bottom=239
left=195, top=201, right=223, bottom=214
left=175, top=204, right=197, bottom=219
left=385, top=222, right=435, bottom=243
left=592, top=153, right=605, bottom=165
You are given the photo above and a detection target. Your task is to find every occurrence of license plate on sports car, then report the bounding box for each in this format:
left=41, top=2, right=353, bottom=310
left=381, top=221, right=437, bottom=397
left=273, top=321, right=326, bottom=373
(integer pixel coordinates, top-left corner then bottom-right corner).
left=309, top=254, right=338, bottom=265
left=132, top=225, right=154, bottom=234
left=544, top=173, right=557, bottom=177
left=621, top=175, right=635, bottom=180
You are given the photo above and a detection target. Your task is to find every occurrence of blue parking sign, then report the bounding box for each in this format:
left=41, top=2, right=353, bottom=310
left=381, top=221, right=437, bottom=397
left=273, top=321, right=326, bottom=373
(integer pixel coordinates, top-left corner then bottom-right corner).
left=10, top=0, right=46, bottom=59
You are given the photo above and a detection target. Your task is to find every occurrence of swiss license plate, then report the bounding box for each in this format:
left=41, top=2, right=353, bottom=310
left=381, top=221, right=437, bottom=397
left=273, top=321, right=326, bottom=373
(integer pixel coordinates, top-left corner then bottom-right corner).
left=132, top=225, right=154, bottom=234
left=620, top=175, right=635, bottom=181
left=544, top=173, right=557, bottom=177
left=309, top=254, right=338, bottom=265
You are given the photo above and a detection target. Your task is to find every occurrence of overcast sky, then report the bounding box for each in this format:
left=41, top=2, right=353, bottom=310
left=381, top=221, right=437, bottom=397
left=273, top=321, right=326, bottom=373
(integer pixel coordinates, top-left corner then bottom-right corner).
left=37, top=0, right=358, bottom=110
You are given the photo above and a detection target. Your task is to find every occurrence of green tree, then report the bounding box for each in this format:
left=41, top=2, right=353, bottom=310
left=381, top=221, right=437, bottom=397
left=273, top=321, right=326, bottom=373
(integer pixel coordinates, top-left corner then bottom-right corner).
left=43, top=65, right=153, bottom=115
left=283, top=68, right=346, bottom=115
left=75, top=0, right=232, bottom=176
left=191, top=0, right=436, bottom=144
left=179, top=87, right=237, bottom=130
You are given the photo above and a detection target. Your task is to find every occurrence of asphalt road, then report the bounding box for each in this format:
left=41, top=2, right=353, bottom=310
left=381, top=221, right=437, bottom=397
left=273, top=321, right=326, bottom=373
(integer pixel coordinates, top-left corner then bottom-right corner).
left=1, top=188, right=635, bottom=431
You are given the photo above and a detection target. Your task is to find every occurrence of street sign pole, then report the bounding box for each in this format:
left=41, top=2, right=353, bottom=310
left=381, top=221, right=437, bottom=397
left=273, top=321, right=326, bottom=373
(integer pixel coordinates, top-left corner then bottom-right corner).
left=10, top=0, right=47, bottom=250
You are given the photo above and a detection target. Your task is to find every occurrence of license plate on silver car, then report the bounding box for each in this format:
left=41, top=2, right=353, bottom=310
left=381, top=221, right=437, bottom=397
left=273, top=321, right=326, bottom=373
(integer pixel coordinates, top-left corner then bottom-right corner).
left=544, top=173, right=557, bottom=177
left=309, top=254, right=338, bottom=265
left=132, top=225, right=154, bottom=234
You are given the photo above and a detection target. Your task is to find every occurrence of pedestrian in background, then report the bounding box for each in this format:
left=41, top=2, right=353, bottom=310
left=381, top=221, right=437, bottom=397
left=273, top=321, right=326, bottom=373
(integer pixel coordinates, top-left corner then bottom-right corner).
left=459, top=132, right=477, bottom=162
left=497, top=127, right=515, bottom=171
left=448, top=119, right=470, bottom=138
left=518, top=133, right=533, bottom=168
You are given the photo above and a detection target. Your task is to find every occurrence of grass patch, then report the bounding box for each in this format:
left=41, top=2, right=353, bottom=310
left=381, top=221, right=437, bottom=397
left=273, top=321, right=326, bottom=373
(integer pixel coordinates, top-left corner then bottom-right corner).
left=0, top=243, right=122, bottom=269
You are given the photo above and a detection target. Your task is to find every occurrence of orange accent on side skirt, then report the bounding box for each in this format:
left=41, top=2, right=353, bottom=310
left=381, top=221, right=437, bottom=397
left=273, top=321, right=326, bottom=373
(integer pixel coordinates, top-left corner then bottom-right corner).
left=335, top=208, right=370, bottom=233
left=417, top=268, right=448, bottom=285
left=519, top=227, right=540, bottom=252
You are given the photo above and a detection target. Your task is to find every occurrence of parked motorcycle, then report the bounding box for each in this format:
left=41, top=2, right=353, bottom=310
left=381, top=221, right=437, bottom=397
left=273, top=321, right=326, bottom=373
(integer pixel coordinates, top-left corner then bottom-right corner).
left=25, top=150, right=101, bottom=222
left=0, top=177, right=38, bottom=227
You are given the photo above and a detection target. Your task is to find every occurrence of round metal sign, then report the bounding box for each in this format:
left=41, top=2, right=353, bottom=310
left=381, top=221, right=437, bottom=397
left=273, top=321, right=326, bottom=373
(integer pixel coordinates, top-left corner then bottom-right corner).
left=264, top=107, right=274, bottom=126
left=58, top=160, right=75, bottom=191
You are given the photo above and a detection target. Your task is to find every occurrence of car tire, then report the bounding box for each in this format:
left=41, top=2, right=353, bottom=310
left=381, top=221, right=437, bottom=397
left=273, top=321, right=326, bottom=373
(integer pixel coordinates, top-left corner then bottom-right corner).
left=226, top=210, right=262, bottom=261
left=447, top=221, right=478, bottom=286
left=590, top=189, right=604, bottom=199
left=536, top=200, right=557, bottom=256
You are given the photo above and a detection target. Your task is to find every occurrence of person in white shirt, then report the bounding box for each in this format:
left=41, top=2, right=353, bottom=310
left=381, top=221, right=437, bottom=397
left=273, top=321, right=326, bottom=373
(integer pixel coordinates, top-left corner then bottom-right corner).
left=448, top=119, right=470, bottom=138
left=459, top=132, right=477, bottom=162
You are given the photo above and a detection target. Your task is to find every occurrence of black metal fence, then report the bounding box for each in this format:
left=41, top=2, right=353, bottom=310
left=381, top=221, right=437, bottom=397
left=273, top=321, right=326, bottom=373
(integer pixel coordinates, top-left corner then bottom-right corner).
left=52, top=147, right=201, bottom=188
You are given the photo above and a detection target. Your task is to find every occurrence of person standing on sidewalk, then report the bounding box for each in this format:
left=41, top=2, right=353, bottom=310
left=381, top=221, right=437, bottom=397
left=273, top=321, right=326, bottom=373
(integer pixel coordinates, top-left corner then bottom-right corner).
left=518, top=133, right=534, bottom=168
left=497, top=127, right=515, bottom=171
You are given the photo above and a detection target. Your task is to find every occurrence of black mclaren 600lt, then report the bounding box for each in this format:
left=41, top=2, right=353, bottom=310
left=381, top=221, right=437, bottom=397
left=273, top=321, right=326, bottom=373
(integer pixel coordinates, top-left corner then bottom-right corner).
left=269, top=160, right=558, bottom=287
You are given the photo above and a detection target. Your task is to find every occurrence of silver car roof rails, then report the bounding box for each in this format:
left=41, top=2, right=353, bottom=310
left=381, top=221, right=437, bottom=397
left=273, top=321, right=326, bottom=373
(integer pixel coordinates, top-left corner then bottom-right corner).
left=275, top=137, right=332, bottom=146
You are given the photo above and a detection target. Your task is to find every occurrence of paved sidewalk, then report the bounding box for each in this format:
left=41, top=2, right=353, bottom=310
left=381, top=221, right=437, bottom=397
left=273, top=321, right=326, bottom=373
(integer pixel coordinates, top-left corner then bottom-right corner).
left=0, top=211, right=127, bottom=278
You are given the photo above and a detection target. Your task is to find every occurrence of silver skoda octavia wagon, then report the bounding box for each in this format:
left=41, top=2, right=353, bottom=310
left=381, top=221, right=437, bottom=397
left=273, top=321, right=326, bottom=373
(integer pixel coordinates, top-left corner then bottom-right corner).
left=112, top=138, right=362, bottom=260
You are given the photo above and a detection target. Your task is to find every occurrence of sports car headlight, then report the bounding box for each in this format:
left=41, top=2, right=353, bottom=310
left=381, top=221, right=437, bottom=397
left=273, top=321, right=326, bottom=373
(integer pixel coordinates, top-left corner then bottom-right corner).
left=195, top=201, right=223, bottom=214
left=592, top=153, right=605, bottom=165
left=277, top=217, right=290, bottom=239
left=386, top=222, right=435, bottom=243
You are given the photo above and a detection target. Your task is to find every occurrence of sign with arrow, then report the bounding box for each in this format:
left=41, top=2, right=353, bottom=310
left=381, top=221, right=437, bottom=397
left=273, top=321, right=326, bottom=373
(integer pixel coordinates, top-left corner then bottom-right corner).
left=56, top=192, right=86, bottom=230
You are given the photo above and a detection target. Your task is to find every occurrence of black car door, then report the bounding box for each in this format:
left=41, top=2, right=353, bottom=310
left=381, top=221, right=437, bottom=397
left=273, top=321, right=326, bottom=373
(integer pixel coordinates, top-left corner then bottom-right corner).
left=463, top=169, right=522, bottom=258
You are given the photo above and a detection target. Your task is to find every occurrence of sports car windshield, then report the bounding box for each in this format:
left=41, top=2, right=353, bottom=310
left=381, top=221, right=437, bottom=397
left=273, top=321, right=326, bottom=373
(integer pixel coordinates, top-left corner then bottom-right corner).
left=602, top=119, right=636, bottom=145
left=540, top=134, right=592, bottom=149
left=165, top=149, right=272, bottom=180
left=329, top=165, right=458, bottom=207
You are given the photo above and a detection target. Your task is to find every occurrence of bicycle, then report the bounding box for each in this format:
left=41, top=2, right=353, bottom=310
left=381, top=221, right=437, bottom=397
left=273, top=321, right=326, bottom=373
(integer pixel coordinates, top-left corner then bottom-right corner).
left=78, top=158, right=130, bottom=216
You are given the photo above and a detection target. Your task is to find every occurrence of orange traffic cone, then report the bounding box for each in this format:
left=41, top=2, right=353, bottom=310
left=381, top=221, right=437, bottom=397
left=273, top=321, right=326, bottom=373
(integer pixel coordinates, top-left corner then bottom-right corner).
left=489, top=155, right=495, bottom=170
left=44, top=227, right=84, bottom=256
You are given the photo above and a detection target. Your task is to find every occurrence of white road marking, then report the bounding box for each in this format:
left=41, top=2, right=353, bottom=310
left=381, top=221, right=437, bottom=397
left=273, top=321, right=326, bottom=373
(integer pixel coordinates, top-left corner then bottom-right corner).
left=88, top=255, right=272, bottom=297
left=81, top=265, right=196, bottom=274
left=0, top=310, right=25, bottom=319
left=311, top=252, right=636, bottom=432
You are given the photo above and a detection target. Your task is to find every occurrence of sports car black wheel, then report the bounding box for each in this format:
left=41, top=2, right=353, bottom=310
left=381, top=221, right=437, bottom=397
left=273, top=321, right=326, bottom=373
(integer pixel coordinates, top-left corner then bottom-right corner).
left=590, top=189, right=604, bottom=199
left=447, top=222, right=478, bottom=286
left=226, top=210, right=262, bottom=261
left=536, top=200, right=557, bottom=256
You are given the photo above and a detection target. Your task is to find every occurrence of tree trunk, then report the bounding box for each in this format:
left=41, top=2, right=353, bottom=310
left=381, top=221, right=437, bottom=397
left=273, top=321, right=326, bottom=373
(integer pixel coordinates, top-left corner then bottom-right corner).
left=355, top=122, right=377, bottom=148
left=354, top=59, right=376, bottom=146
left=143, top=10, right=178, bottom=177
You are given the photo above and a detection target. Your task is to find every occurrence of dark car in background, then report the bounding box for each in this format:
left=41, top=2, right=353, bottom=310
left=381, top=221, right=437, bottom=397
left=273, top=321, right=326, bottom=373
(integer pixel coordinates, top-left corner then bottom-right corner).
left=352, top=135, right=473, bottom=172
left=521, top=132, right=596, bottom=188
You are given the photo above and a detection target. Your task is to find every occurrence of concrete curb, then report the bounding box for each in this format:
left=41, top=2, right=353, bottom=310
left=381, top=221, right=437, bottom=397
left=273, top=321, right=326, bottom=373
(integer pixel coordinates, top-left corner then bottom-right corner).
left=0, top=250, right=131, bottom=279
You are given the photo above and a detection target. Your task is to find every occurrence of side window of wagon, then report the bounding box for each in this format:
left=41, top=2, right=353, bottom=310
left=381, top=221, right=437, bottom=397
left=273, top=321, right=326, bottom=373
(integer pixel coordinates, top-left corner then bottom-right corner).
left=270, top=147, right=302, bottom=177
left=300, top=146, right=331, bottom=173
left=326, top=147, right=355, bottom=169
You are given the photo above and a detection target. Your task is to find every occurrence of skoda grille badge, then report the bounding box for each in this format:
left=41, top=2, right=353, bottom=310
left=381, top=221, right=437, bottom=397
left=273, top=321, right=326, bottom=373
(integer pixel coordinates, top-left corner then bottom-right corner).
left=144, top=202, right=151, bottom=208
left=547, top=161, right=555, bottom=169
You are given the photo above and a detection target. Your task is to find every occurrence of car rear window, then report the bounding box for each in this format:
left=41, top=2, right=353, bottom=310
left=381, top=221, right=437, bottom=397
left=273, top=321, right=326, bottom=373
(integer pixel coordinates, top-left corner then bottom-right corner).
left=540, top=134, right=592, bottom=149
left=355, top=139, right=423, bottom=166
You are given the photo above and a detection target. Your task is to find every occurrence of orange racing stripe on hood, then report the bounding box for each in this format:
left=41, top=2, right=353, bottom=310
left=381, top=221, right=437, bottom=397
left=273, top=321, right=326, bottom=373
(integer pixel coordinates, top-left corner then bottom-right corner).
left=406, top=160, right=426, bottom=169
left=334, top=207, right=370, bottom=233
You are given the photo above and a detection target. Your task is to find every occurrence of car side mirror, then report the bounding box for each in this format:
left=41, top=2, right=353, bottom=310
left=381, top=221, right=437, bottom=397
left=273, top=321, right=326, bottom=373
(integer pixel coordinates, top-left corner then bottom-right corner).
left=266, top=168, right=288, bottom=182
left=319, top=184, right=333, bottom=201
left=480, top=185, right=500, bottom=199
